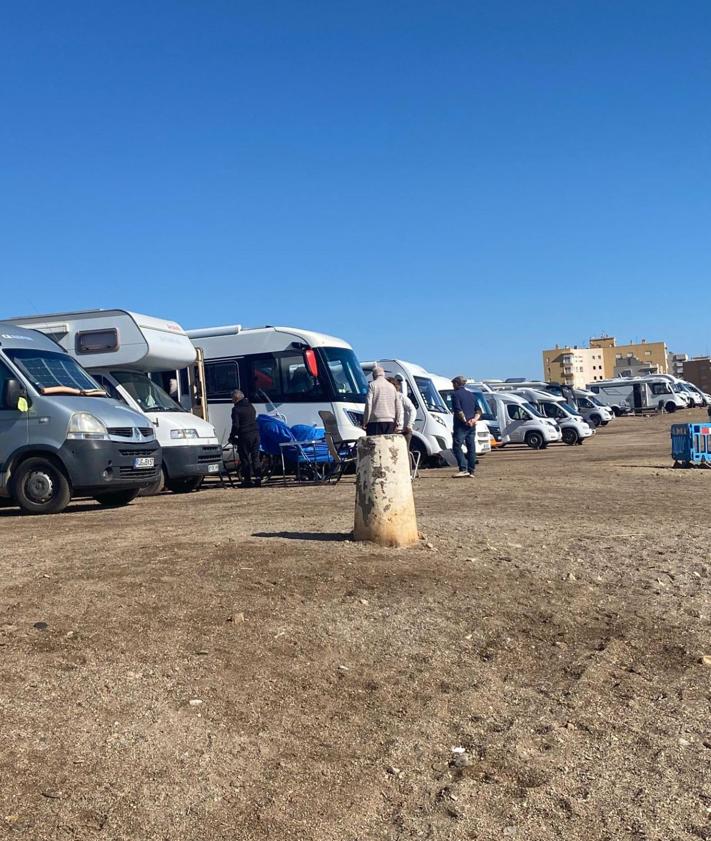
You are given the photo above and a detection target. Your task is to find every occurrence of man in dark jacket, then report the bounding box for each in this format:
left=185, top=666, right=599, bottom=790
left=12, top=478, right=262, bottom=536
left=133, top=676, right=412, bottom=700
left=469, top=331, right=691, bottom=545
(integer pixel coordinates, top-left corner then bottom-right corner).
left=229, top=390, right=261, bottom=487
left=450, top=376, right=482, bottom=478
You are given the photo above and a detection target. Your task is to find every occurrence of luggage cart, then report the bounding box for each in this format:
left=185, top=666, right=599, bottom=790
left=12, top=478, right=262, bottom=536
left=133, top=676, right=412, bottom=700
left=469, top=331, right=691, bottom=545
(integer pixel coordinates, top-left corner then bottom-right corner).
left=671, top=423, right=711, bottom=468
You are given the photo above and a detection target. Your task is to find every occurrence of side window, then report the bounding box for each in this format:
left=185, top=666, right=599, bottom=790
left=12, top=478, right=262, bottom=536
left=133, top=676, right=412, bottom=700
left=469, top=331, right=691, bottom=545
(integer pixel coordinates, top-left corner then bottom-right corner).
left=205, top=360, right=240, bottom=401
left=0, top=359, right=15, bottom=409
left=76, top=329, right=119, bottom=354
left=249, top=356, right=279, bottom=401
left=280, top=353, right=323, bottom=398
left=507, top=404, right=529, bottom=421
left=590, top=386, right=599, bottom=394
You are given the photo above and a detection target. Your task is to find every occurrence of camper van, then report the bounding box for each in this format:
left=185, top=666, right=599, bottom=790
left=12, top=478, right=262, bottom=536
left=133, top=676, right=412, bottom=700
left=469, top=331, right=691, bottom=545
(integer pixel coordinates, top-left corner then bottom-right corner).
left=8, top=311, right=221, bottom=494
left=572, top=389, right=614, bottom=428
left=476, top=390, right=562, bottom=449
left=428, top=372, right=491, bottom=456
left=179, top=325, right=368, bottom=445
left=587, top=377, right=688, bottom=414
left=512, top=388, right=593, bottom=445
left=0, top=324, right=161, bottom=514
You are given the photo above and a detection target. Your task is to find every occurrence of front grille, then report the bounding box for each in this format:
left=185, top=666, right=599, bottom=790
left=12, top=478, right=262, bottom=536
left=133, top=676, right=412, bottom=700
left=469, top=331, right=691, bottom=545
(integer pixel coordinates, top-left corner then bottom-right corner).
left=119, top=466, right=160, bottom=478
left=139, top=427, right=154, bottom=437
left=346, top=410, right=364, bottom=425
left=118, top=447, right=159, bottom=457
left=108, top=427, right=132, bottom=438
left=197, top=445, right=221, bottom=464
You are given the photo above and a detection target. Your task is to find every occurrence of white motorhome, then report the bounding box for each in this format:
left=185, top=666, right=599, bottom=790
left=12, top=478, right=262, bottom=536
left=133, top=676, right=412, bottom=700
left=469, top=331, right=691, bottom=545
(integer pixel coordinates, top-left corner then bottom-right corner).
left=512, top=388, right=593, bottom=445
left=572, top=389, right=614, bottom=427
left=475, top=390, right=562, bottom=449
left=9, top=310, right=221, bottom=494
left=586, top=376, right=687, bottom=414
left=180, top=325, right=368, bottom=444
left=682, top=381, right=711, bottom=406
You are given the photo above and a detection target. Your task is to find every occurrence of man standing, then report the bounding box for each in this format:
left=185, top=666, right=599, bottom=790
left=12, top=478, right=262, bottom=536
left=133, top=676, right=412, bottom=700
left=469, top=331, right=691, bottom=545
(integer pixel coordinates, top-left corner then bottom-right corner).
left=389, top=376, right=417, bottom=450
left=450, top=376, right=481, bottom=478
left=229, top=389, right=261, bottom=487
left=363, top=366, right=403, bottom=435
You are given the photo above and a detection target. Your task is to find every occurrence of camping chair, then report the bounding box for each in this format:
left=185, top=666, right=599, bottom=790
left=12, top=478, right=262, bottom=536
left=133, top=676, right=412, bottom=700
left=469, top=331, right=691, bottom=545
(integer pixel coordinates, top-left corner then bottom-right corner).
left=318, top=411, right=360, bottom=456
left=409, top=448, right=422, bottom=480
left=324, top=432, right=358, bottom=482
left=257, top=415, right=333, bottom=484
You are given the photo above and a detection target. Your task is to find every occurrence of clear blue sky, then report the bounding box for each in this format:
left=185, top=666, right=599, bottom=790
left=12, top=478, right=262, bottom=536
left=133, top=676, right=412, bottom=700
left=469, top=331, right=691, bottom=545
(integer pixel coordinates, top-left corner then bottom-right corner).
left=1, top=1, right=710, bottom=377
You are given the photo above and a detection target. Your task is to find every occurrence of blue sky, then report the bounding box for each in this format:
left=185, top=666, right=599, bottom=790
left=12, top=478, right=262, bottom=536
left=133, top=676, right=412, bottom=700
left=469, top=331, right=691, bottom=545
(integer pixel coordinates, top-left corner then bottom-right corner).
left=1, top=1, right=709, bottom=377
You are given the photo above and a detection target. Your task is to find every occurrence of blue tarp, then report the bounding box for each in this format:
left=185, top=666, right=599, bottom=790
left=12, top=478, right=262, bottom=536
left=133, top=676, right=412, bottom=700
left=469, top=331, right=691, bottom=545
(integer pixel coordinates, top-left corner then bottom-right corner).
left=257, top=415, right=333, bottom=464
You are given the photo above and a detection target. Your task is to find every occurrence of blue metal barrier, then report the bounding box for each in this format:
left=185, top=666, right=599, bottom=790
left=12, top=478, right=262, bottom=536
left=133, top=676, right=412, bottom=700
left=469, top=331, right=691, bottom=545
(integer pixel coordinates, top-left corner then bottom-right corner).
left=671, top=423, right=711, bottom=467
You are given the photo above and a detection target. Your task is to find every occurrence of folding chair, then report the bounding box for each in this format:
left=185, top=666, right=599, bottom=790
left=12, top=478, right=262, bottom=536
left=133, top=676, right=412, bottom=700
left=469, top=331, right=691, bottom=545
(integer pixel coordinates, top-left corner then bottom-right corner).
left=324, top=433, right=358, bottom=482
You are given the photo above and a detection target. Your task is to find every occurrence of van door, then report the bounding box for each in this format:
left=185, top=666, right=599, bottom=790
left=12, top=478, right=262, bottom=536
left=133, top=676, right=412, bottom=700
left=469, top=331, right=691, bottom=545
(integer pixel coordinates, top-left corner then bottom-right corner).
left=0, top=359, right=29, bottom=479
left=504, top=402, right=530, bottom=443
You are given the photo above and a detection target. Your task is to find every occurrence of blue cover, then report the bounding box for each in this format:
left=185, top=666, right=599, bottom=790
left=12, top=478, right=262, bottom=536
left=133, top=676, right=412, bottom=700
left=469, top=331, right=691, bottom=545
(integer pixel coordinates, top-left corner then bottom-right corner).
left=257, top=415, right=333, bottom=464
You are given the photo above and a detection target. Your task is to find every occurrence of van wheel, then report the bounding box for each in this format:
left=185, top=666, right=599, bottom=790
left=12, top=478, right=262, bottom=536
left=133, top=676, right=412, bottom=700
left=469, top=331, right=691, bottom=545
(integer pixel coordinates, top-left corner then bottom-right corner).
left=94, top=489, right=140, bottom=508
left=612, top=407, right=623, bottom=417
left=562, top=428, right=578, bottom=446
left=166, top=477, right=203, bottom=494
left=13, top=457, right=71, bottom=515
left=665, top=402, right=677, bottom=413
left=589, top=414, right=602, bottom=428
left=525, top=431, right=545, bottom=450
left=138, top=467, right=166, bottom=497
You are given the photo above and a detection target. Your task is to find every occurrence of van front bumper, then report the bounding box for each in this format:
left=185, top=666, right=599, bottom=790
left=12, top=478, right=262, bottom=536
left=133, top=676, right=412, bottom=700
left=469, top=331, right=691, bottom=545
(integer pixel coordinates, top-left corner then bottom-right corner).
left=162, top=443, right=222, bottom=479
left=59, top=439, right=162, bottom=494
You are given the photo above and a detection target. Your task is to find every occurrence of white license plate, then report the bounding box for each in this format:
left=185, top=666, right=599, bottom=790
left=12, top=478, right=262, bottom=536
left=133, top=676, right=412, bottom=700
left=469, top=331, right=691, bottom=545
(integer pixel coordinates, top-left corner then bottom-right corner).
left=207, top=463, right=220, bottom=473
left=134, top=457, right=155, bottom=469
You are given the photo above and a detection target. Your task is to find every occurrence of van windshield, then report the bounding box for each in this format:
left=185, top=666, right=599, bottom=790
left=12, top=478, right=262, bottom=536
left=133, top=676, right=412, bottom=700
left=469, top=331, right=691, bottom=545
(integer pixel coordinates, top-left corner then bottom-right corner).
left=5, top=348, right=104, bottom=395
left=112, top=370, right=182, bottom=413
left=524, top=401, right=544, bottom=418
left=439, top=389, right=454, bottom=412
left=414, top=377, right=448, bottom=413
left=319, top=348, right=368, bottom=403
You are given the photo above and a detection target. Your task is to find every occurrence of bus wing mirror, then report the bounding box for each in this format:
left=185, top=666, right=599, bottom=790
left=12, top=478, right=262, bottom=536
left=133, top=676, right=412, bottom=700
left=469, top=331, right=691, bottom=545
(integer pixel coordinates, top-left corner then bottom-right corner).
left=304, top=348, right=319, bottom=378
left=4, top=379, right=29, bottom=411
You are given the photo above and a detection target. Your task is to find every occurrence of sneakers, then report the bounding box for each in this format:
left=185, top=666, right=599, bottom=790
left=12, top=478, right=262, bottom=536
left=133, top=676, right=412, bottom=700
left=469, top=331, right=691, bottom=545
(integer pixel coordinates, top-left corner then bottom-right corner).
left=453, top=471, right=471, bottom=478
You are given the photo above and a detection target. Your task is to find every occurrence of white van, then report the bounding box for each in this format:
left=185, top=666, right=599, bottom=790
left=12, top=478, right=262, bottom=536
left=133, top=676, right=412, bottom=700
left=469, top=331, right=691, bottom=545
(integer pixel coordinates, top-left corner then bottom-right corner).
left=9, top=310, right=221, bottom=494
left=512, top=388, right=593, bottom=445
left=180, top=325, right=368, bottom=444
left=587, top=377, right=687, bottom=414
left=477, top=390, right=562, bottom=449
left=572, top=389, right=614, bottom=428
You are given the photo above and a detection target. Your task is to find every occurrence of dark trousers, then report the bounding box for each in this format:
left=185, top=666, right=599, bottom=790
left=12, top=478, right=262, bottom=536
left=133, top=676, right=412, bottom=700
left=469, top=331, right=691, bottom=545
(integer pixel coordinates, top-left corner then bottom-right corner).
left=453, top=424, right=477, bottom=473
left=237, top=435, right=261, bottom=484
left=366, top=421, right=395, bottom=436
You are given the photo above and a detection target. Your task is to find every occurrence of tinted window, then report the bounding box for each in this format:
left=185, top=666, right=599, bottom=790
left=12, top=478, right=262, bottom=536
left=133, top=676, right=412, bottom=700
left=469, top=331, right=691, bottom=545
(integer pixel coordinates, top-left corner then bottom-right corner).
left=650, top=382, right=671, bottom=395
left=507, top=404, right=530, bottom=420
left=321, top=348, right=368, bottom=403
left=280, top=353, right=324, bottom=398
left=76, top=329, right=119, bottom=354
left=0, top=359, right=15, bottom=409
left=205, top=360, right=240, bottom=401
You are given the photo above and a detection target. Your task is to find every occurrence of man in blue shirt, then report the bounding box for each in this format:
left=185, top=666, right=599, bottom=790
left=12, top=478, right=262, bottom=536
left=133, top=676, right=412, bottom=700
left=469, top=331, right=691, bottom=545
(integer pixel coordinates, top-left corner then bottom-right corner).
left=450, top=376, right=482, bottom=477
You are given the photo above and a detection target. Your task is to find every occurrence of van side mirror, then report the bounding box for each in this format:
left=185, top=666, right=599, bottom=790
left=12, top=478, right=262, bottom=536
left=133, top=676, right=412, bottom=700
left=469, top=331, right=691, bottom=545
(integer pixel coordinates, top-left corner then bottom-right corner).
left=4, top=379, right=29, bottom=411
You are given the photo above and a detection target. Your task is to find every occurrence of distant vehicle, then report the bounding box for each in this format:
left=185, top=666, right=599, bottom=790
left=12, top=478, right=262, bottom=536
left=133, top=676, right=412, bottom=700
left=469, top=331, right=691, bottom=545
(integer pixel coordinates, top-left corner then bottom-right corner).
left=0, top=324, right=161, bottom=514
left=683, top=381, right=711, bottom=406
left=572, top=389, right=614, bottom=428
left=511, top=388, right=593, bottom=445
left=472, top=389, right=562, bottom=449
left=177, top=324, right=368, bottom=446
left=587, top=376, right=688, bottom=414
left=8, top=310, right=221, bottom=494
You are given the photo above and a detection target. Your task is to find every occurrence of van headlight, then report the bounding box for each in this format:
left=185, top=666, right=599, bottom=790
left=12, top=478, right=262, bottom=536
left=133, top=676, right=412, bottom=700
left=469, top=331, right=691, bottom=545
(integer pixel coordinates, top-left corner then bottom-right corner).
left=67, top=412, right=109, bottom=440
left=170, top=428, right=198, bottom=439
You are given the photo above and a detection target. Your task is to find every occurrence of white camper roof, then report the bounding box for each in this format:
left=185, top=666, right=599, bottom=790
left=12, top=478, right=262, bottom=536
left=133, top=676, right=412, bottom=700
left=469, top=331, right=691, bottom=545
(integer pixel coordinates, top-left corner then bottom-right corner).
left=185, top=325, right=352, bottom=356
left=7, top=309, right=196, bottom=371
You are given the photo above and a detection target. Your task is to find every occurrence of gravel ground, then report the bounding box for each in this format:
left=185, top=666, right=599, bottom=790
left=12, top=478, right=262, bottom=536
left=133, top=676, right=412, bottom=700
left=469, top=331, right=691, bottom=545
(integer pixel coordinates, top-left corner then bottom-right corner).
left=1, top=410, right=710, bottom=841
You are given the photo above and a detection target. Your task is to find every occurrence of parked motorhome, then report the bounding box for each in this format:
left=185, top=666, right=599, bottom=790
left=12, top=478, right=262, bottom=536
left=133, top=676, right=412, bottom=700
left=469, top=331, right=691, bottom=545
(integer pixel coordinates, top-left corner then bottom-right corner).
left=179, top=325, right=368, bottom=445
left=512, top=388, right=593, bottom=445
left=572, top=389, right=614, bottom=427
left=586, top=377, right=688, bottom=414
left=473, top=390, right=562, bottom=449
left=683, top=381, right=711, bottom=407
left=0, top=324, right=161, bottom=514
left=9, top=311, right=221, bottom=494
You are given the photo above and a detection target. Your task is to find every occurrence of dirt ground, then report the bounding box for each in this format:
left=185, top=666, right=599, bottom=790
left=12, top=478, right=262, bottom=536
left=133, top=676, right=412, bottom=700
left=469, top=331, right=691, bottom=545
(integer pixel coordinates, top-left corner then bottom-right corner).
left=1, top=410, right=710, bottom=841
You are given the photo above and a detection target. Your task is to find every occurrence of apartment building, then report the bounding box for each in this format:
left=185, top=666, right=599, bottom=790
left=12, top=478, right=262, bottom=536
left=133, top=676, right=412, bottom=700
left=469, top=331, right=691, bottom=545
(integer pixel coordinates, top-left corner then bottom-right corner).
left=542, top=336, right=670, bottom=384
left=683, top=357, right=711, bottom=394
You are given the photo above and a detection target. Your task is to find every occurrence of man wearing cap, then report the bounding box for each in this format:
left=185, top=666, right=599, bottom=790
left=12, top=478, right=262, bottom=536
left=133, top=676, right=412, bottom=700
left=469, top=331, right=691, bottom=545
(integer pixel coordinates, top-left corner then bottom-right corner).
left=363, top=366, right=403, bottom=435
left=450, top=376, right=481, bottom=477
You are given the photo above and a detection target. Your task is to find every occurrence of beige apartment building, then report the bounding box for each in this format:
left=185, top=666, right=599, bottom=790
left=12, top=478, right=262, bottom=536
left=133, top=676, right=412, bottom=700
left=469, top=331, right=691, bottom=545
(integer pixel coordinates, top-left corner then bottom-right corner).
left=542, top=336, right=669, bottom=387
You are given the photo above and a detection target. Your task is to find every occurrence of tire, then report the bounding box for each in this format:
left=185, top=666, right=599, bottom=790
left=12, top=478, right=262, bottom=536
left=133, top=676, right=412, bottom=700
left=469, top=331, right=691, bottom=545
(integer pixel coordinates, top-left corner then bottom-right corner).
left=561, top=428, right=578, bottom=446
left=525, top=431, right=545, bottom=450
left=588, top=414, right=602, bottom=428
left=94, top=489, right=139, bottom=508
left=12, top=457, right=71, bottom=515
left=612, top=406, right=623, bottom=417
left=138, top=466, right=166, bottom=497
left=600, top=420, right=610, bottom=426
left=165, top=477, right=203, bottom=494
left=665, top=402, right=677, bottom=413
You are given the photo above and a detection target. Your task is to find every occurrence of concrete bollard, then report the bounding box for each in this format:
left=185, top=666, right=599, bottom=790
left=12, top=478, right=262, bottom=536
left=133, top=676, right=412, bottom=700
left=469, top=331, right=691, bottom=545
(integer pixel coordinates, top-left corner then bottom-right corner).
left=353, top=434, right=419, bottom=547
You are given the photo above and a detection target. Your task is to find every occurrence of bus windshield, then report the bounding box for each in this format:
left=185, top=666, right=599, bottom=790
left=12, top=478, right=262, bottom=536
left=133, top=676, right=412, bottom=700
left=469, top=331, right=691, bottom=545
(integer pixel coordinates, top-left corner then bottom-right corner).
left=5, top=348, right=104, bottom=395
left=414, top=377, right=448, bottom=413
left=320, top=347, right=368, bottom=403
left=112, top=370, right=183, bottom=413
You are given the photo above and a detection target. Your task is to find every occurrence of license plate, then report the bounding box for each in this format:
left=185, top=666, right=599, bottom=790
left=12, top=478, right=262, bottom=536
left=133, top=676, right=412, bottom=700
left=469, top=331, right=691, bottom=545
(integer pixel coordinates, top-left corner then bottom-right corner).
left=207, top=463, right=220, bottom=473
left=134, top=457, right=155, bottom=469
